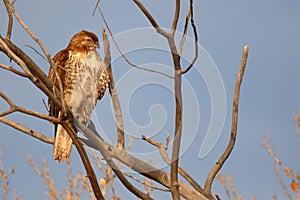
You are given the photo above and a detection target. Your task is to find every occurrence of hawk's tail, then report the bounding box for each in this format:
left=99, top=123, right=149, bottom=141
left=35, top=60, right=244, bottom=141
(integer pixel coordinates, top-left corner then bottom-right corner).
left=53, top=124, right=73, bottom=162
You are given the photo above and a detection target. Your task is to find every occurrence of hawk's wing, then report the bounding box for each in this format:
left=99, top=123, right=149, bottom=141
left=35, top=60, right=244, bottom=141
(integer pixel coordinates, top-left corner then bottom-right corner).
left=48, top=49, right=69, bottom=119
left=97, top=61, right=110, bottom=101
left=80, top=51, right=110, bottom=103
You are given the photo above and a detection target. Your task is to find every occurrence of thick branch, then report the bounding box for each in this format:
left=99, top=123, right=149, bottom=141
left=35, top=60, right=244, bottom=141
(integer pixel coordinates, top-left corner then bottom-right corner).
left=168, top=38, right=182, bottom=200
left=0, top=37, right=63, bottom=113
left=0, top=37, right=32, bottom=75
left=78, top=123, right=208, bottom=199
left=204, top=45, right=249, bottom=195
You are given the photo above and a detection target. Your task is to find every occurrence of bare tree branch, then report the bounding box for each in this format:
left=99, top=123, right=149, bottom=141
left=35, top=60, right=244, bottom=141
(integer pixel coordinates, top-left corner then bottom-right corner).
left=217, top=174, right=231, bottom=200
left=0, top=37, right=32, bottom=75
left=142, top=135, right=204, bottom=194
left=129, top=2, right=186, bottom=198
left=9, top=1, right=52, bottom=63
left=79, top=124, right=208, bottom=199
left=169, top=39, right=182, bottom=200
left=181, top=0, right=198, bottom=74
left=97, top=7, right=173, bottom=79
left=178, top=4, right=191, bottom=56
left=76, top=120, right=153, bottom=200
left=0, top=63, right=29, bottom=77
left=264, top=134, right=296, bottom=179
left=273, top=165, right=293, bottom=200
left=102, top=154, right=153, bottom=200
left=102, top=27, right=125, bottom=150
left=92, top=0, right=101, bottom=16
left=170, top=0, right=180, bottom=37
left=3, top=0, right=13, bottom=40
left=0, top=87, right=103, bottom=198
left=0, top=92, right=60, bottom=123
left=0, top=117, right=54, bottom=144
left=25, top=44, right=48, bottom=61
left=132, top=0, right=169, bottom=38
left=0, top=37, right=63, bottom=113
left=124, top=172, right=170, bottom=192
left=8, top=2, right=67, bottom=113
left=60, top=121, right=104, bottom=200
left=204, top=45, right=249, bottom=195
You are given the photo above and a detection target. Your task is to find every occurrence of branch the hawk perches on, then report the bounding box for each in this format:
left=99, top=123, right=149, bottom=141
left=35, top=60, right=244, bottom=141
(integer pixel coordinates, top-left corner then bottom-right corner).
left=48, top=30, right=110, bottom=162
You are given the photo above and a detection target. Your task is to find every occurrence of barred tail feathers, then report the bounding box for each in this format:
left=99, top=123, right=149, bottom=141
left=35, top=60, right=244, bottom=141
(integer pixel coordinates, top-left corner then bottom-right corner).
left=53, top=124, right=73, bottom=162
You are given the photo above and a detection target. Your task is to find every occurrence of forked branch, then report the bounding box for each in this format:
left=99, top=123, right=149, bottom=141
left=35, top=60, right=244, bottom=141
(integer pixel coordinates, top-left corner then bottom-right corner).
left=132, top=0, right=169, bottom=38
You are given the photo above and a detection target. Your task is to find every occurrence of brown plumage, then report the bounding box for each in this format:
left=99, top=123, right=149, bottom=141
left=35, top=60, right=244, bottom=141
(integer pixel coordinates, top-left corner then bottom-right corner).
left=48, top=30, right=110, bottom=162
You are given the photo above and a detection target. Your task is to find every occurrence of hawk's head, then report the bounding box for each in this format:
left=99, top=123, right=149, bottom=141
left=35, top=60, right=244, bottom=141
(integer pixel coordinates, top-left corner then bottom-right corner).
left=68, top=30, right=99, bottom=52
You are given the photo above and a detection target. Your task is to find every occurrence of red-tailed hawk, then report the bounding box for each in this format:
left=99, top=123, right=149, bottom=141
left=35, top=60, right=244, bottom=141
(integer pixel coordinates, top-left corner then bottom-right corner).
left=48, top=30, right=110, bottom=162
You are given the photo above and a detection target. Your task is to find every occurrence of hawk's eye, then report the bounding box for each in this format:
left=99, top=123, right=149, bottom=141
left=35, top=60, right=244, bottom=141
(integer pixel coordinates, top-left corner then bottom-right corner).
left=86, top=38, right=93, bottom=43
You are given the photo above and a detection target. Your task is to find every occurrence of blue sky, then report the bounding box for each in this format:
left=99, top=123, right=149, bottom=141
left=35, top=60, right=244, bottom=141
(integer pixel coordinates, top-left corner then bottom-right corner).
left=0, top=0, right=300, bottom=199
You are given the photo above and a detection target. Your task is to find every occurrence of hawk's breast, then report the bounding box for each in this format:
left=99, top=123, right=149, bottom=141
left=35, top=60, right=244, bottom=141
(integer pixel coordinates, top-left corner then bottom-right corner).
left=70, top=51, right=107, bottom=123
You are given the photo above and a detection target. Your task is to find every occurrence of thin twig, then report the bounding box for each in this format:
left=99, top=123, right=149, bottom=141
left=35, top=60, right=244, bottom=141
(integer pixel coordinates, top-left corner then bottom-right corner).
left=0, top=63, right=29, bottom=77
left=181, top=0, right=199, bottom=74
left=92, top=0, right=101, bottom=16
left=97, top=7, right=173, bottom=79
left=178, top=4, right=191, bottom=55
left=10, top=2, right=52, bottom=63
left=0, top=117, right=54, bottom=144
left=204, top=45, right=249, bottom=195
left=264, top=134, right=295, bottom=179
left=273, top=165, right=293, bottom=200
left=0, top=92, right=60, bottom=123
left=124, top=172, right=170, bottom=192
left=227, top=174, right=238, bottom=200
left=27, top=156, right=58, bottom=199
left=217, top=174, right=231, bottom=200
left=25, top=44, right=48, bottom=61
